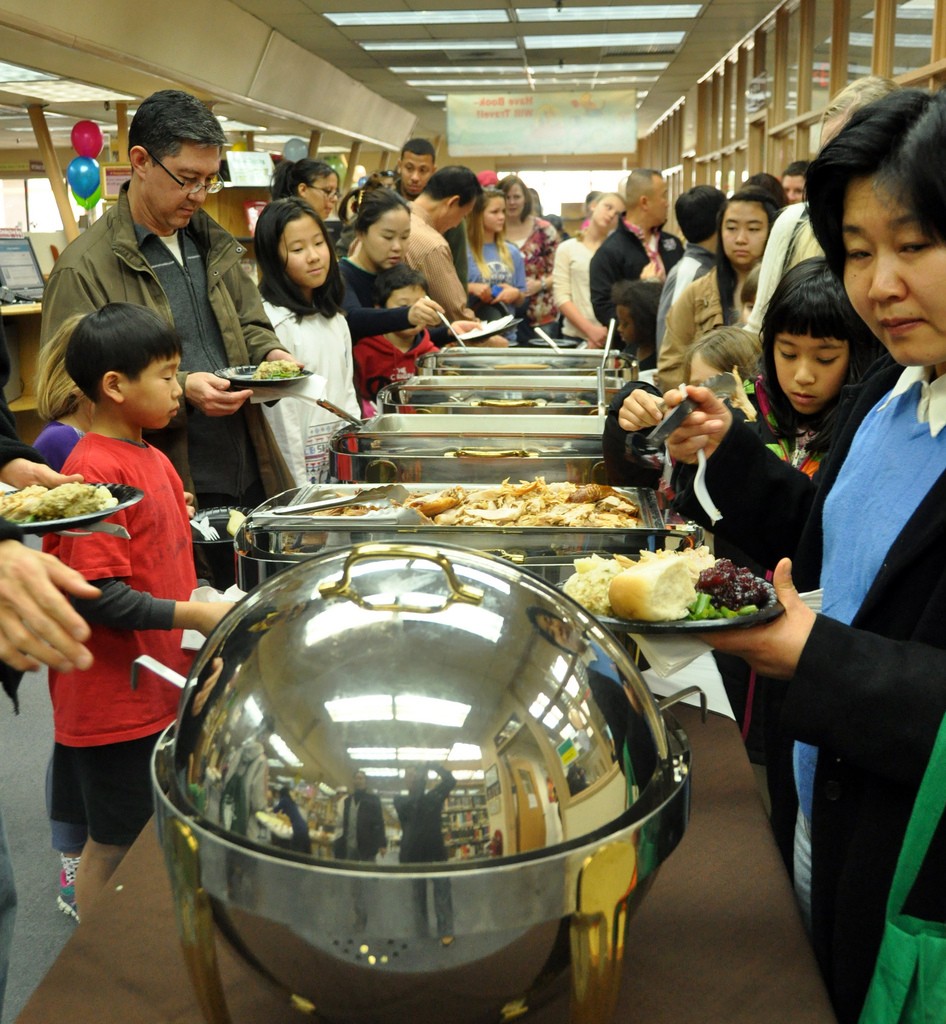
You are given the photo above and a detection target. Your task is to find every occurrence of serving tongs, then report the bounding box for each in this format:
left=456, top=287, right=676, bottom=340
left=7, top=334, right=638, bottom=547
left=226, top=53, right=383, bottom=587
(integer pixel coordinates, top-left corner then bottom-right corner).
left=596, top=319, right=616, bottom=416
left=625, top=372, right=738, bottom=468
left=262, top=484, right=410, bottom=517
left=316, top=397, right=362, bottom=426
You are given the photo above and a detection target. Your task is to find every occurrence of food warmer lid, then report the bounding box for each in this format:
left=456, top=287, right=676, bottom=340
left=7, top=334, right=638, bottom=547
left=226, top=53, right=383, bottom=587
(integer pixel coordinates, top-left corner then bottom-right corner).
left=162, top=542, right=675, bottom=867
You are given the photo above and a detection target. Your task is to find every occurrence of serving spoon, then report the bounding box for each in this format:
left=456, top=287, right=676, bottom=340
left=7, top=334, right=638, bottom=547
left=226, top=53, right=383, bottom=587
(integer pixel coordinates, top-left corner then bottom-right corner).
left=624, top=373, right=737, bottom=471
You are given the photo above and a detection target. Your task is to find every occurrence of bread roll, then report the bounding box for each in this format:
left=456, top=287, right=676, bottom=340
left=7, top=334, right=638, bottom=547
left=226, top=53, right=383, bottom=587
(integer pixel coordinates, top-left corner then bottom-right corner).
left=608, top=558, right=696, bottom=621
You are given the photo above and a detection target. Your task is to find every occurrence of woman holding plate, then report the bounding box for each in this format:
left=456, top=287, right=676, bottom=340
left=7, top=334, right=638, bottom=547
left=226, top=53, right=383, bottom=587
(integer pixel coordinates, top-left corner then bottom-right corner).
left=658, top=89, right=946, bottom=1024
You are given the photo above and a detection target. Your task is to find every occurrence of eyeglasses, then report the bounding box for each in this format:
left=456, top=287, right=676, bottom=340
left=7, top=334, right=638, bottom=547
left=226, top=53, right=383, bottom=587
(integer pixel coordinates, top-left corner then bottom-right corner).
left=308, top=185, right=340, bottom=200
left=146, top=150, right=224, bottom=196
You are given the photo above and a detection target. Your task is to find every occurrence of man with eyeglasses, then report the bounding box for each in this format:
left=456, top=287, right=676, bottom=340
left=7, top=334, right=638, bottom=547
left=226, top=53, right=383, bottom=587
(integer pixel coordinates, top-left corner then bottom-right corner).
left=42, top=90, right=294, bottom=586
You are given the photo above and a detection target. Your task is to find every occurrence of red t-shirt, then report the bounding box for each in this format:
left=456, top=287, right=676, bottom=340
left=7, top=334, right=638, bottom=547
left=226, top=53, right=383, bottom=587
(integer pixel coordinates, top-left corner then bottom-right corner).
left=354, top=329, right=439, bottom=405
left=43, top=434, right=196, bottom=747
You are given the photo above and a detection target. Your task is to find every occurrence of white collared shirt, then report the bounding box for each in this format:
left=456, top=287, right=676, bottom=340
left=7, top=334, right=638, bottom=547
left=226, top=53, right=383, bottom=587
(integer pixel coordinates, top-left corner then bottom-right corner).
left=876, top=365, right=946, bottom=437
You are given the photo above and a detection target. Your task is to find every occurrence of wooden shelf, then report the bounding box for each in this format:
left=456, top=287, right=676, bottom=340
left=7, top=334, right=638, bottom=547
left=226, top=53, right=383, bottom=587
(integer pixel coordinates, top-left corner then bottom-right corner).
left=3, top=302, right=43, bottom=444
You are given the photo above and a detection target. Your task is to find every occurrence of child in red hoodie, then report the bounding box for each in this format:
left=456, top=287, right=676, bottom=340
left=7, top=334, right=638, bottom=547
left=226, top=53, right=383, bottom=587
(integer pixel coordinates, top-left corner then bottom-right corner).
left=354, top=264, right=439, bottom=414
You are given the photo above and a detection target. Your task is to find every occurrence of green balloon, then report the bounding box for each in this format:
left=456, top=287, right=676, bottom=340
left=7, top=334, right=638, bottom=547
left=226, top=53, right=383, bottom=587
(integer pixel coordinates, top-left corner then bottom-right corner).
left=72, top=185, right=101, bottom=210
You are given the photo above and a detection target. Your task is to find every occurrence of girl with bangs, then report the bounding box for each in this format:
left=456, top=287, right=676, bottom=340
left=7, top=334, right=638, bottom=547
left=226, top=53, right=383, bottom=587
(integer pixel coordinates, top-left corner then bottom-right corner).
left=465, top=187, right=525, bottom=342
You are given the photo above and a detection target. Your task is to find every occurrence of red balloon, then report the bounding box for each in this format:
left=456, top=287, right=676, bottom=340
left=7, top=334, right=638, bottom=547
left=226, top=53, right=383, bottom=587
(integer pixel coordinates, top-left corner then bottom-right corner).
left=71, top=120, right=103, bottom=159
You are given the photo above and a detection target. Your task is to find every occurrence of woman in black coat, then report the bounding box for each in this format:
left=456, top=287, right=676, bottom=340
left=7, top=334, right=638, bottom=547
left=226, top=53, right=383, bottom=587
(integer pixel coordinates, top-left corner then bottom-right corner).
left=662, top=89, right=946, bottom=1024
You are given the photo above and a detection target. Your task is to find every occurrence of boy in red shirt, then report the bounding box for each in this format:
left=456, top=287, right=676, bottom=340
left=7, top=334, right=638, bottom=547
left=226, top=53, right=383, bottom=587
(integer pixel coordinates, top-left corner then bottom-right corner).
left=354, top=265, right=439, bottom=413
left=43, top=303, right=232, bottom=916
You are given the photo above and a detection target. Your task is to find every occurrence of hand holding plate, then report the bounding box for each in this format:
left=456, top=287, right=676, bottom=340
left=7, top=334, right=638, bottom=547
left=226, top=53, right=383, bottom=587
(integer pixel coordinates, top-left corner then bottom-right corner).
left=704, top=558, right=815, bottom=678
left=185, top=371, right=252, bottom=416
left=0, top=458, right=83, bottom=490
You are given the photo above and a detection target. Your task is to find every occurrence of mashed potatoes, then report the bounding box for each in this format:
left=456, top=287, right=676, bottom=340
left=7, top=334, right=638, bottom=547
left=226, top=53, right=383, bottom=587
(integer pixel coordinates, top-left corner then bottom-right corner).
left=0, top=482, right=117, bottom=523
left=253, top=360, right=302, bottom=380
left=562, top=546, right=715, bottom=618
left=562, top=553, right=634, bottom=616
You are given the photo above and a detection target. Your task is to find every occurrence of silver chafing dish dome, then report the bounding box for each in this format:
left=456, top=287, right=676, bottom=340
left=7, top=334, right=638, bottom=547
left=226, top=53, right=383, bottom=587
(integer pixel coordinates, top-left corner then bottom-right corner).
left=375, top=379, right=625, bottom=416
left=415, top=348, right=638, bottom=378
left=152, top=542, right=691, bottom=1024
left=331, top=414, right=609, bottom=485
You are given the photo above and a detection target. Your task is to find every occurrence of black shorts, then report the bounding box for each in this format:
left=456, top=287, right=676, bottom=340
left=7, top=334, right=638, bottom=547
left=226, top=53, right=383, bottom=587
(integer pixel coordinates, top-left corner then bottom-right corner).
left=51, top=734, right=161, bottom=846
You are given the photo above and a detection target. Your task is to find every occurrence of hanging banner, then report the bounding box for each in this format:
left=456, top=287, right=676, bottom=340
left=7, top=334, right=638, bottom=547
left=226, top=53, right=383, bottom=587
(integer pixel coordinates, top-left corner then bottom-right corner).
left=447, top=89, right=637, bottom=157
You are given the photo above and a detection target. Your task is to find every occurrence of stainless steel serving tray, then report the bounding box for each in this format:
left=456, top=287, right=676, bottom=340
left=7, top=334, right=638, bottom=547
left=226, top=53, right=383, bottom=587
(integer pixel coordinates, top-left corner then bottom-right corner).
left=375, top=379, right=623, bottom=415
left=236, top=482, right=699, bottom=591
left=415, top=349, right=638, bottom=378
left=330, top=413, right=608, bottom=484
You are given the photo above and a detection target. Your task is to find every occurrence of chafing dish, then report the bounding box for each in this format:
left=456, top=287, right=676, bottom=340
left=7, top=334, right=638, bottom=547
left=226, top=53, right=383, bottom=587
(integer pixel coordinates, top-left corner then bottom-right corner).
left=416, top=349, right=638, bottom=378
left=150, top=541, right=691, bottom=1024
left=331, top=413, right=608, bottom=485
left=235, top=482, right=698, bottom=591
left=376, top=379, right=623, bottom=415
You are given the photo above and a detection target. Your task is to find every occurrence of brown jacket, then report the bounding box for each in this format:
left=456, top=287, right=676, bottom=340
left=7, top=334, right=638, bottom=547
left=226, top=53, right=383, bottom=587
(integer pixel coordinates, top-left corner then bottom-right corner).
left=41, top=186, right=293, bottom=498
left=656, top=267, right=725, bottom=392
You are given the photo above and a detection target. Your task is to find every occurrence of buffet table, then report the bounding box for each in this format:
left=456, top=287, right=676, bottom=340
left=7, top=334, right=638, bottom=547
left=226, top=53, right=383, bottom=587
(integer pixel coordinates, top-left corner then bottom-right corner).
left=16, top=705, right=837, bottom=1024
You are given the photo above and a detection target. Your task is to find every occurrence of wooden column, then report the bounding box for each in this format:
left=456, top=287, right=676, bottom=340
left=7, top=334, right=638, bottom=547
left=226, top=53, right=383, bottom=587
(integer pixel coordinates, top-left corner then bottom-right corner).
left=341, top=140, right=361, bottom=192
left=871, top=0, right=896, bottom=78
left=245, top=132, right=255, bottom=152
left=829, top=0, right=850, bottom=98
left=934, top=0, right=946, bottom=62
left=27, top=104, right=78, bottom=243
left=115, top=102, right=129, bottom=162
left=307, top=130, right=322, bottom=158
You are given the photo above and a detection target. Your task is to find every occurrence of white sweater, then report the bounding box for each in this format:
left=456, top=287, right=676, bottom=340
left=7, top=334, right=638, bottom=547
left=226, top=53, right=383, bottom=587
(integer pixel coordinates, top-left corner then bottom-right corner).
left=261, top=300, right=360, bottom=487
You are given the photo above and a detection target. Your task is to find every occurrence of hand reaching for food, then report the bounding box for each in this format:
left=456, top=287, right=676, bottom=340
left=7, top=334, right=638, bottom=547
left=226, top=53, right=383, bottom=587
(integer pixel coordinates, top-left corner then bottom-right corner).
left=617, top=388, right=664, bottom=433
left=664, top=384, right=734, bottom=464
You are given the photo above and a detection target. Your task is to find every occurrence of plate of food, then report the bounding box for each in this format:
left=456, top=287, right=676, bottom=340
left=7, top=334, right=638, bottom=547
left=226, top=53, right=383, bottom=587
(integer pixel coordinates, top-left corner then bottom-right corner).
left=452, top=316, right=522, bottom=344
left=562, top=549, right=783, bottom=634
left=215, top=362, right=312, bottom=388
left=190, top=506, right=253, bottom=545
left=0, top=482, right=144, bottom=535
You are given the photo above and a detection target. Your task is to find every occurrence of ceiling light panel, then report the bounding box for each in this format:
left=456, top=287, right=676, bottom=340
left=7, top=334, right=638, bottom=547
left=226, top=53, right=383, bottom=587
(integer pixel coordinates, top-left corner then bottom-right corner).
left=363, top=39, right=519, bottom=51
left=407, top=76, right=656, bottom=87
left=515, top=5, right=701, bottom=21
left=0, top=62, right=57, bottom=83
left=326, top=10, right=509, bottom=26
left=390, top=62, right=668, bottom=74
left=394, top=694, right=471, bottom=728
left=14, top=82, right=135, bottom=103
left=524, top=32, right=685, bottom=49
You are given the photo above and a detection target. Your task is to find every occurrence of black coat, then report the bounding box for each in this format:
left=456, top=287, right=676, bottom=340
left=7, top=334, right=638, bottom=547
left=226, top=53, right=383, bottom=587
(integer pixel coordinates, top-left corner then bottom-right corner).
left=675, top=357, right=946, bottom=1024
left=589, top=220, right=683, bottom=327
left=395, top=768, right=455, bottom=863
left=334, top=790, right=386, bottom=861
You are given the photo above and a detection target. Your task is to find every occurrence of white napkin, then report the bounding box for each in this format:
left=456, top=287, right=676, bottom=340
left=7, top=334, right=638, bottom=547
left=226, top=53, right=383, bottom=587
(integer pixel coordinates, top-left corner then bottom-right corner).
left=248, top=372, right=328, bottom=408
left=181, top=583, right=247, bottom=651
left=631, top=587, right=824, bottom=679
left=643, top=650, right=735, bottom=720
left=631, top=631, right=709, bottom=678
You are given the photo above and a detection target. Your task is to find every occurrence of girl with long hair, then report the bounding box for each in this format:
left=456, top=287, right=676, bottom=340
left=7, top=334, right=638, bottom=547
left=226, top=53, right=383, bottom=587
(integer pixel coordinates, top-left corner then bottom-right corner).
left=553, top=191, right=625, bottom=346
left=465, top=188, right=524, bottom=341
left=255, top=197, right=358, bottom=486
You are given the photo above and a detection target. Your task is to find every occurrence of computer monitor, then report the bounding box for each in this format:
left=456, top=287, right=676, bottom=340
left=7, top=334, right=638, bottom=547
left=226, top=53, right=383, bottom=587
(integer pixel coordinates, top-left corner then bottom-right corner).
left=0, top=235, right=46, bottom=301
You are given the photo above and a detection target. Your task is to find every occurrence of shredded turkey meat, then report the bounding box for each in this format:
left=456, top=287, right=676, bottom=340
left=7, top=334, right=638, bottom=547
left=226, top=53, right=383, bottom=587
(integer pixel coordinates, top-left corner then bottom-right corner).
left=403, top=478, right=641, bottom=528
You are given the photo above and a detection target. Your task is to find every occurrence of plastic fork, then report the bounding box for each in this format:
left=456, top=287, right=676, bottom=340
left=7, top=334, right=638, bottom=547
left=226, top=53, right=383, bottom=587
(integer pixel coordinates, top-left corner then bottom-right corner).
left=191, top=516, right=220, bottom=541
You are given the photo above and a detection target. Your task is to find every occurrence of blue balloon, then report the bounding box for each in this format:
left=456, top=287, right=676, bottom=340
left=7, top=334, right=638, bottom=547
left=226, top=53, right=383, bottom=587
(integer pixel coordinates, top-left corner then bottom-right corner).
left=66, top=156, right=100, bottom=200
left=282, top=137, right=308, bottom=163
